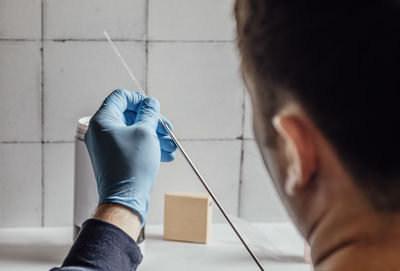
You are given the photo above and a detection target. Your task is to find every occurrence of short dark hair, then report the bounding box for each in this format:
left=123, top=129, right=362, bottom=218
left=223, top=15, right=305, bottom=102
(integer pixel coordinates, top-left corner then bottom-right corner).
left=235, top=0, right=400, bottom=210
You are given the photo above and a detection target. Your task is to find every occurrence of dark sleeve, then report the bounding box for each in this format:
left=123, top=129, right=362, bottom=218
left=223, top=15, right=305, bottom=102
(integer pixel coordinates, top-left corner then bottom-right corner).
left=50, top=219, right=143, bottom=271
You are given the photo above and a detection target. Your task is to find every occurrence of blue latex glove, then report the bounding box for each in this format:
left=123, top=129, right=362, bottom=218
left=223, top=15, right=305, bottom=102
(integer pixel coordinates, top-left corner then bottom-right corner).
left=85, top=89, right=177, bottom=225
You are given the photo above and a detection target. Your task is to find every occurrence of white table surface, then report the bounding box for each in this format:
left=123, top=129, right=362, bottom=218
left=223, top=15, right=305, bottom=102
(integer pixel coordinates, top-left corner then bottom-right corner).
left=0, top=223, right=312, bottom=271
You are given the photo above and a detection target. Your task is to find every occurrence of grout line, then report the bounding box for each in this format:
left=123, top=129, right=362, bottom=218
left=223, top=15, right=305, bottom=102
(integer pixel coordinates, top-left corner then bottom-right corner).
left=0, top=38, right=143, bottom=42
left=0, top=38, right=235, bottom=43
left=0, top=38, right=145, bottom=42
left=144, top=0, right=149, bottom=94
left=0, top=139, right=244, bottom=143
left=40, top=0, right=45, bottom=227
left=178, top=138, right=242, bottom=142
left=49, top=38, right=146, bottom=42
left=148, top=39, right=235, bottom=43
left=237, top=87, right=246, bottom=217
left=38, top=141, right=75, bottom=144
left=0, top=38, right=38, bottom=41
left=0, top=141, right=41, bottom=144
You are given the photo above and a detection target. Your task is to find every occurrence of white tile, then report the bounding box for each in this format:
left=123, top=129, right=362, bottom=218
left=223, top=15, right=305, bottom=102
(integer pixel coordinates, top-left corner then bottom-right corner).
left=0, top=0, right=41, bottom=39
left=243, top=92, right=255, bottom=139
left=44, top=41, right=146, bottom=141
left=148, top=42, right=244, bottom=140
left=45, top=0, right=146, bottom=40
left=148, top=0, right=236, bottom=41
left=240, top=140, right=289, bottom=222
left=147, top=140, right=242, bottom=224
left=0, top=144, right=42, bottom=227
left=43, top=143, right=74, bottom=226
left=0, top=41, right=41, bottom=142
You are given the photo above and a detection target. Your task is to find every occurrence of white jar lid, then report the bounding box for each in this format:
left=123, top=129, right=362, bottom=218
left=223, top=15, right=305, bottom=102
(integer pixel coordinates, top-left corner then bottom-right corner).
left=76, top=116, right=92, bottom=138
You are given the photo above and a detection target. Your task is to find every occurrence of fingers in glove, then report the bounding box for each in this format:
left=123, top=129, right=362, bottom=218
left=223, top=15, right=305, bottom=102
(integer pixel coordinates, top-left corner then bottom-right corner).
left=161, top=150, right=176, bottom=162
left=157, top=115, right=174, bottom=135
left=158, top=134, right=178, bottom=153
left=97, top=89, right=144, bottom=127
left=135, top=97, right=160, bottom=130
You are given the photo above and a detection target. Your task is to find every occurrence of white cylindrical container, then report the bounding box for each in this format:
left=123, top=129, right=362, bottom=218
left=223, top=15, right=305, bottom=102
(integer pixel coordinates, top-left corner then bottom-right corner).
left=73, top=116, right=98, bottom=236
left=73, top=116, right=145, bottom=254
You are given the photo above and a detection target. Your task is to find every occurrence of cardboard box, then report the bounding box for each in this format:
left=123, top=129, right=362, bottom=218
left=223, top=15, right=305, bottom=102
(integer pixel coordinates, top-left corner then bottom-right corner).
left=164, top=192, right=212, bottom=244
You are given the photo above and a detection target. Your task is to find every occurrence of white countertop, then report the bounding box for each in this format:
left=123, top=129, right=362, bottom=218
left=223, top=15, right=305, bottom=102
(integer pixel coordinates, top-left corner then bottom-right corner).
left=0, top=223, right=312, bottom=271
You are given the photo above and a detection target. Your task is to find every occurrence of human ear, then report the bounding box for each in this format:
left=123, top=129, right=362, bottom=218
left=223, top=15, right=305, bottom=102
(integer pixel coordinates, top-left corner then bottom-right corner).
left=272, top=115, right=317, bottom=196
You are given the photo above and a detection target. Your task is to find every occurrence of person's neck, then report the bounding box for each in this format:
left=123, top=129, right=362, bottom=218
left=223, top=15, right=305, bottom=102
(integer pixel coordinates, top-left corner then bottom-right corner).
left=307, top=191, right=400, bottom=271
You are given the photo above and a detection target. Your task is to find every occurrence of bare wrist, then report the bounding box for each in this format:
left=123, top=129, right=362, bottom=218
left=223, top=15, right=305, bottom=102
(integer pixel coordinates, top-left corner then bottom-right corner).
left=93, top=203, right=142, bottom=241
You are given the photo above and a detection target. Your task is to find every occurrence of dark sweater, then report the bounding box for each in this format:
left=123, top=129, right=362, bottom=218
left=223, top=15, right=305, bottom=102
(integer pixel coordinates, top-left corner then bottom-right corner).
left=50, top=219, right=143, bottom=271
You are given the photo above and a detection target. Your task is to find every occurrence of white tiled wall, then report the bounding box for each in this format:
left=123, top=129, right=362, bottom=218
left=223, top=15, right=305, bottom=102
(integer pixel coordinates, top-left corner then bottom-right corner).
left=44, top=41, right=146, bottom=141
left=147, top=140, right=242, bottom=224
left=43, top=143, right=74, bottom=226
left=0, top=41, right=42, bottom=142
left=0, top=144, right=42, bottom=227
left=0, top=0, right=288, bottom=227
left=0, top=0, right=41, bottom=39
left=240, top=140, right=289, bottom=222
left=244, top=93, right=255, bottom=139
left=45, top=0, right=146, bottom=40
left=147, top=42, right=243, bottom=139
left=148, top=0, right=236, bottom=41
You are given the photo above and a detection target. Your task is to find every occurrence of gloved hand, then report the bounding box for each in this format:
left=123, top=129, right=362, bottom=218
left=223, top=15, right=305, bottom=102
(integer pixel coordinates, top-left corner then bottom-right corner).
left=85, top=89, right=177, bottom=226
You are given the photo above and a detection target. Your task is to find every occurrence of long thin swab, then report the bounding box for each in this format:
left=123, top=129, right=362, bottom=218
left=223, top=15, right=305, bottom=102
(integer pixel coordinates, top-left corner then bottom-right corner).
left=104, top=31, right=145, bottom=94
left=103, top=30, right=265, bottom=271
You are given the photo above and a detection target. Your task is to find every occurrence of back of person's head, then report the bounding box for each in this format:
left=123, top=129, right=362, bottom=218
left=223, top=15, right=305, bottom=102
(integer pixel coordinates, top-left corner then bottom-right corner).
left=235, top=0, right=400, bottom=210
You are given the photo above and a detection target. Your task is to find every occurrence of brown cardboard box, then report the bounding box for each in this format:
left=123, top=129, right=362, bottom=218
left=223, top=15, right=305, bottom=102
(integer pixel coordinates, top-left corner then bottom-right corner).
left=164, top=192, right=212, bottom=244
